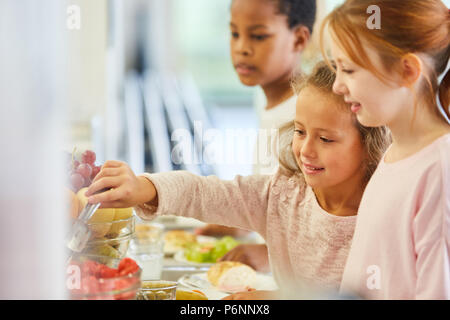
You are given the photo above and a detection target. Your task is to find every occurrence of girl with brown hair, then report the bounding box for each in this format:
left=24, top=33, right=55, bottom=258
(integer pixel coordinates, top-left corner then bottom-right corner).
left=85, top=61, right=390, bottom=299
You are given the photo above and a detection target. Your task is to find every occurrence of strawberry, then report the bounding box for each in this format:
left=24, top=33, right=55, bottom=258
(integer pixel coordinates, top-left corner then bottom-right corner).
left=117, top=257, right=139, bottom=276
left=99, top=265, right=118, bottom=279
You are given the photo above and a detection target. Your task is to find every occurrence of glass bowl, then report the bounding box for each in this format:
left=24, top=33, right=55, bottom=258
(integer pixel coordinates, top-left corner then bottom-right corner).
left=84, top=234, right=133, bottom=259
left=88, top=215, right=135, bottom=240
left=136, top=280, right=178, bottom=300
left=68, top=254, right=141, bottom=300
left=82, top=215, right=135, bottom=259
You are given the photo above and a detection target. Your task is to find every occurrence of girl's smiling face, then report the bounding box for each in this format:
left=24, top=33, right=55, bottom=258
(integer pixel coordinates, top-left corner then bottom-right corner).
left=292, top=85, right=367, bottom=190
left=230, top=0, right=304, bottom=87
left=330, top=39, right=408, bottom=128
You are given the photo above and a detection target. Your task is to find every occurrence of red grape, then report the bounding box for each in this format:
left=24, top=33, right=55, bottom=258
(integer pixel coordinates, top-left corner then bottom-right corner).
left=70, top=173, right=85, bottom=192
left=66, top=149, right=100, bottom=191
left=76, top=163, right=92, bottom=179
left=81, top=150, right=96, bottom=165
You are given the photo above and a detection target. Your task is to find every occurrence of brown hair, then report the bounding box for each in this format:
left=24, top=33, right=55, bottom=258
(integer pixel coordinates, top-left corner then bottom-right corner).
left=278, top=61, right=391, bottom=183
left=320, top=0, right=450, bottom=123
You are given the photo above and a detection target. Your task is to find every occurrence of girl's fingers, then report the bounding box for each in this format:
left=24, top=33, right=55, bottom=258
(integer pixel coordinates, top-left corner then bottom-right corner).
left=92, top=163, right=124, bottom=184
left=87, top=187, right=121, bottom=205
left=92, top=167, right=122, bottom=183
left=86, top=176, right=121, bottom=198
left=102, top=160, right=125, bottom=169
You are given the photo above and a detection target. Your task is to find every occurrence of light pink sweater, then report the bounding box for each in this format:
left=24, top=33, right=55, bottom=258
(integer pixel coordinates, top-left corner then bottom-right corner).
left=340, top=133, right=450, bottom=300
left=135, top=168, right=356, bottom=295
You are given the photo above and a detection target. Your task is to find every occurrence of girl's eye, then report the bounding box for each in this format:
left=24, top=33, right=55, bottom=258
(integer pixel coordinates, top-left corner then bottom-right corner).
left=342, top=69, right=354, bottom=74
left=320, top=137, right=334, bottom=143
left=231, top=32, right=239, bottom=38
left=294, top=129, right=305, bottom=136
left=251, top=34, right=269, bottom=41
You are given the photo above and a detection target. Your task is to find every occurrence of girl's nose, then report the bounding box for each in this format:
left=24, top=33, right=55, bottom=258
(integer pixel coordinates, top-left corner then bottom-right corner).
left=332, top=72, right=348, bottom=96
left=300, top=138, right=316, bottom=159
left=235, top=38, right=252, bottom=56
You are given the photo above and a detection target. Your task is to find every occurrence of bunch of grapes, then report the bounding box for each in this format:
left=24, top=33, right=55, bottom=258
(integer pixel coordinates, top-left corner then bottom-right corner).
left=67, top=149, right=102, bottom=192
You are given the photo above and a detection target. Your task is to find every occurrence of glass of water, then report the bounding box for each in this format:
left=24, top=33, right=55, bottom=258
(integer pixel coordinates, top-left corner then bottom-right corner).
left=128, top=238, right=165, bottom=280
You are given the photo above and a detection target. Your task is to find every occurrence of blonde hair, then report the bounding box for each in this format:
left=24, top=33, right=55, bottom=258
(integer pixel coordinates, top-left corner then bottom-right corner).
left=278, top=61, right=392, bottom=183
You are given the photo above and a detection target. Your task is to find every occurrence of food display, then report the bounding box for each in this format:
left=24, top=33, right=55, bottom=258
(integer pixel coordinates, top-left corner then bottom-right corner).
left=76, top=186, right=134, bottom=239
left=66, top=149, right=135, bottom=259
left=64, top=149, right=262, bottom=300
left=207, top=261, right=256, bottom=292
left=66, top=149, right=102, bottom=193
left=68, top=256, right=141, bottom=300
left=184, top=236, right=239, bottom=263
left=136, top=280, right=178, bottom=300
left=135, top=223, right=164, bottom=242
left=84, top=235, right=134, bottom=258
left=66, top=149, right=133, bottom=233
left=164, top=230, right=197, bottom=253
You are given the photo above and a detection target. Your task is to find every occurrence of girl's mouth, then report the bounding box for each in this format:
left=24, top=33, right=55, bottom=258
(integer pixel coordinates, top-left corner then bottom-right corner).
left=302, top=164, right=325, bottom=175
left=235, top=63, right=256, bottom=76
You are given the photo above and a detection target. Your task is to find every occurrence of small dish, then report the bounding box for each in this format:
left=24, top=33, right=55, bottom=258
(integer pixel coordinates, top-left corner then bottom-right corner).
left=136, top=280, right=178, bottom=300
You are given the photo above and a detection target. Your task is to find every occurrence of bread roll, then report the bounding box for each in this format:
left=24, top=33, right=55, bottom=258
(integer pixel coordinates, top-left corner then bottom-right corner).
left=207, top=261, right=256, bottom=292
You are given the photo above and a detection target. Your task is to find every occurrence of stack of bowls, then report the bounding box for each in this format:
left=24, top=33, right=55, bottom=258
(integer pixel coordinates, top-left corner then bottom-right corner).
left=83, top=212, right=136, bottom=259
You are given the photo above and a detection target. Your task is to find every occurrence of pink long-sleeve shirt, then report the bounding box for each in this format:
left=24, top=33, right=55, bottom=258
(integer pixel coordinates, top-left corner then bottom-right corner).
left=135, top=168, right=356, bottom=296
left=340, top=133, right=450, bottom=300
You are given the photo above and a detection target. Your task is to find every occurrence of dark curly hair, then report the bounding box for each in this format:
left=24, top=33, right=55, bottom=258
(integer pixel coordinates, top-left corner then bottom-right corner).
left=271, top=0, right=317, bottom=33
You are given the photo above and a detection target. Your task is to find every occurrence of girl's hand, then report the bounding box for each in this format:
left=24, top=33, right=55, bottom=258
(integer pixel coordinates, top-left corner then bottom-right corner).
left=222, top=289, right=278, bottom=300
left=85, top=160, right=157, bottom=208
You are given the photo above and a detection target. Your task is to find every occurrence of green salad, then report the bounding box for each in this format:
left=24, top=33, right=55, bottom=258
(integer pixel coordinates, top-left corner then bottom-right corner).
left=184, top=236, right=239, bottom=263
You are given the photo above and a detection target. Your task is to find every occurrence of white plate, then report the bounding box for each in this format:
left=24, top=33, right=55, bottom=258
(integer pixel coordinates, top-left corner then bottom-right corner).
left=177, top=272, right=278, bottom=300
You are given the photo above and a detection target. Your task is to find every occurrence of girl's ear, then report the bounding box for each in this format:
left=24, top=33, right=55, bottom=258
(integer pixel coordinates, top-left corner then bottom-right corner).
left=293, top=25, right=310, bottom=53
left=400, top=53, right=422, bottom=87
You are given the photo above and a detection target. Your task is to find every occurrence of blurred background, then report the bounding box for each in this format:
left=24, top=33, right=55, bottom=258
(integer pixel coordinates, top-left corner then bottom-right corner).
left=2, top=0, right=448, bottom=299
left=66, top=0, right=346, bottom=179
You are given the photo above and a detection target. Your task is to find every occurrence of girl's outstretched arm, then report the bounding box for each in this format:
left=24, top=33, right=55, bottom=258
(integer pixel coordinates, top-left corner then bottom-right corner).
left=86, top=160, right=273, bottom=237
left=135, top=169, right=273, bottom=237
